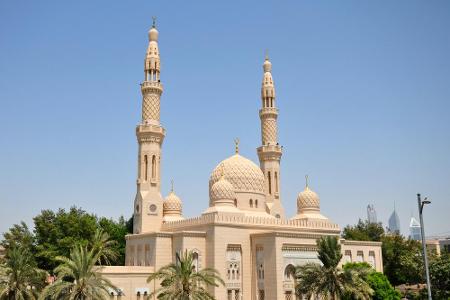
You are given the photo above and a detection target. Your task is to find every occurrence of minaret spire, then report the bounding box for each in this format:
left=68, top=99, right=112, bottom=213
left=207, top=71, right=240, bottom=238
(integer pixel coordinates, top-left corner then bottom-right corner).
left=257, top=54, right=285, bottom=218
left=133, top=21, right=166, bottom=234
left=142, top=20, right=162, bottom=124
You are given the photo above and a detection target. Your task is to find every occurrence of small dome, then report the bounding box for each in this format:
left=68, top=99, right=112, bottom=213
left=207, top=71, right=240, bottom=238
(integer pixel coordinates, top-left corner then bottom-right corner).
left=210, top=177, right=235, bottom=202
left=209, top=154, right=265, bottom=194
left=149, top=27, right=158, bottom=42
left=297, top=186, right=320, bottom=213
left=163, top=191, right=182, bottom=213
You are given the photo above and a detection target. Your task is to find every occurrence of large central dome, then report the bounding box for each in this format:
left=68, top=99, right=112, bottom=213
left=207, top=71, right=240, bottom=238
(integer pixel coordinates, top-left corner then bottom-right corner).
left=209, top=154, right=265, bottom=194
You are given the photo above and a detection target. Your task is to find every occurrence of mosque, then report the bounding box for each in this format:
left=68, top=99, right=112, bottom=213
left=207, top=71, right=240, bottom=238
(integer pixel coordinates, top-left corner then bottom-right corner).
left=100, top=21, right=383, bottom=300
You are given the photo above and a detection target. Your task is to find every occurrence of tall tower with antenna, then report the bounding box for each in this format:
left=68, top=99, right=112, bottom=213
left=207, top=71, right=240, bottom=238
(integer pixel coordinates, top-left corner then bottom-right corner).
left=257, top=54, right=285, bottom=218
left=133, top=19, right=166, bottom=234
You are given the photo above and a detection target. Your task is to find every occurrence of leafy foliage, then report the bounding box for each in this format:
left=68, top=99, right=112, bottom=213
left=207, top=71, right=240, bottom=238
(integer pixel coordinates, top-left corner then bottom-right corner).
left=343, top=262, right=400, bottom=300
left=98, top=217, right=130, bottom=265
left=39, top=245, right=117, bottom=300
left=381, top=234, right=424, bottom=285
left=342, top=219, right=385, bottom=242
left=0, top=207, right=132, bottom=272
left=366, top=272, right=401, bottom=300
left=295, top=236, right=373, bottom=300
left=0, top=222, right=35, bottom=257
left=33, top=207, right=98, bottom=271
left=429, top=253, right=450, bottom=299
left=148, top=250, right=224, bottom=300
left=0, top=246, right=46, bottom=300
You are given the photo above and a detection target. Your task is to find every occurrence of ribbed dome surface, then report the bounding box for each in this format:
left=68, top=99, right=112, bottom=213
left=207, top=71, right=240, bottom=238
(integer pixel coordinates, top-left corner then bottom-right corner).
left=210, top=177, right=235, bottom=201
left=297, top=186, right=320, bottom=212
left=209, top=154, right=265, bottom=194
left=163, top=191, right=182, bottom=212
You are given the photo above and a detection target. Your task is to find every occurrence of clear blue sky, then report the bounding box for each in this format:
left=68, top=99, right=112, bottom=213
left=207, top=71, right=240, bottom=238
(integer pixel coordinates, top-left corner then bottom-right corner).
left=1, top=1, right=449, bottom=237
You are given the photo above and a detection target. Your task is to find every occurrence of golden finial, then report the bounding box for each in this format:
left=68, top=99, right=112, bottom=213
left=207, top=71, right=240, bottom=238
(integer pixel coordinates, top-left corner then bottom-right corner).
left=305, top=175, right=309, bottom=188
left=152, top=16, right=157, bottom=28
left=171, top=179, right=174, bottom=192
left=234, top=138, right=240, bottom=154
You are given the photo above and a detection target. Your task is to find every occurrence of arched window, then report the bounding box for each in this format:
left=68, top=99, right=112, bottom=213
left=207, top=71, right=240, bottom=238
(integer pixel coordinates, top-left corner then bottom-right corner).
left=268, top=172, right=272, bottom=195
left=192, top=252, right=199, bottom=272
left=274, top=172, right=278, bottom=193
left=234, top=199, right=237, bottom=207
left=228, top=263, right=239, bottom=281
left=249, top=199, right=253, bottom=208
left=255, top=199, right=258, bottom=208
left=151, top=155, right=156, bottom=179
left=144, top=155, right=148, bottom=180
left=284, top=264, right=295, bottom=280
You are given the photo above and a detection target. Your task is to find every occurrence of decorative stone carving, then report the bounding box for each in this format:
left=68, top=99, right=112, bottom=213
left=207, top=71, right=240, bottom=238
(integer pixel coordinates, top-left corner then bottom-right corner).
left=209, top=154, right=265, bottom=194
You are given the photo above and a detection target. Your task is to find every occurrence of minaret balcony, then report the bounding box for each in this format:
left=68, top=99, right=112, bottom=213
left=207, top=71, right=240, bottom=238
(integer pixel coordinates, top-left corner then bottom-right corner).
left=141, top=81, right=163, bottom=92
left=136, top=124, right=166, bottom=143
left=257, top=145, right=282, bottom=161
left=259, top=108, right=278, bottom=118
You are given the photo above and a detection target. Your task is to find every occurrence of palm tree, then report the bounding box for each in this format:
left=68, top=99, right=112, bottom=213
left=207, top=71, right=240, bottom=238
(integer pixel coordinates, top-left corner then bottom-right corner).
left=148, top=250, right=224, bottom=300
left=39, top=245, right=117, bottom=300
left=295, top=236, right=373, bottom=300
left=0, top=247, right=46, bottom=300
left=90, top=229, right=118, bottom=266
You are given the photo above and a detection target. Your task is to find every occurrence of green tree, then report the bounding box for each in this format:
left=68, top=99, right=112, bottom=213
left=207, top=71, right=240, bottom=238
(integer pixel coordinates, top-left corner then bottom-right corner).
left=32, top=207, right=130, bottom=271
left=295, top=236, right=373, bottom=300
left=89, top=228, right=119, bottom=266
left=1, top=222, right=35, bottom=257
left=33, top=207, right=98, bottom=271
left=39, top=245, right=117, bottom=300
left=98, top=216, right=131, bottom=265
left=343, top=262, right=400, bottom=300
left=0, top=247, right=46, bottom=300
left=429, top=253, right=450, bottom=299
left=342, top=219, right=385, bottom=242
left=148, top=250, right=225, bottom=299
left=366, top=272, right=401, bottom=300
left=381, top=234, right=423, bottom=285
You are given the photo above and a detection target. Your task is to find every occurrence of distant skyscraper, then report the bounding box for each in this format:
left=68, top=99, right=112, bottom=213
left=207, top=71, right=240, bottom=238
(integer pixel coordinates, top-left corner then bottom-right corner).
left=409, top=217, right=421, bottom=241
left=388, top=206, right=401, bottom=234
left=367, top=204, right=377, bottom=224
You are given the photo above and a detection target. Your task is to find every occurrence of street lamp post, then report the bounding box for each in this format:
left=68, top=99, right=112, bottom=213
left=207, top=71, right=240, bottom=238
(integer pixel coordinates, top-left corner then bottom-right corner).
left=417, top=193, right=432, bottom=300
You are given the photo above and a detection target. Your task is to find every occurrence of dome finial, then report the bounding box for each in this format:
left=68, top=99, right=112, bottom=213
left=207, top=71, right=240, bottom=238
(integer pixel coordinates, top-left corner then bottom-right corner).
left=265, top=49, right=269, bottom=61
left=305, top=174, right=309, bottom=188
left=152, top=16, right=157, bottom=28
left=234, top=138, right=240, bottom=154
left=171, top=179, right=174, bottom=192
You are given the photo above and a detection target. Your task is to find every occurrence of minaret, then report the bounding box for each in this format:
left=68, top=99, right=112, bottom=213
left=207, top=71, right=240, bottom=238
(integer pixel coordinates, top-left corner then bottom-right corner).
left=257, top=54, right=285, bottom=218
left=133, top=19, right=166, bottom=234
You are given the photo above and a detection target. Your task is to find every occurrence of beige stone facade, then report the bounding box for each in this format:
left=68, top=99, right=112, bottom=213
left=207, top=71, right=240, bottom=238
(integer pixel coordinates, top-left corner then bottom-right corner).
left=100, top=22, right=383, bottom=300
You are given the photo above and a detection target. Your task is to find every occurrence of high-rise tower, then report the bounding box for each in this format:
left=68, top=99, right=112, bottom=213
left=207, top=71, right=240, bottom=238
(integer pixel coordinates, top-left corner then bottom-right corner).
left=388, top=204, right=401, bottom=234
left=257, top=55, right=285, bottom=218
left=367, top=204, right=377, bottom=224
left=133, top=19, right=166, bottom=234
